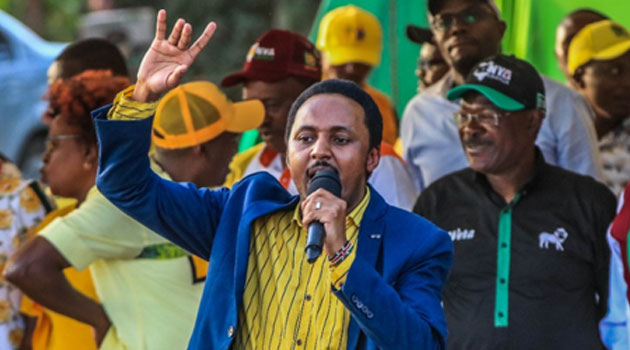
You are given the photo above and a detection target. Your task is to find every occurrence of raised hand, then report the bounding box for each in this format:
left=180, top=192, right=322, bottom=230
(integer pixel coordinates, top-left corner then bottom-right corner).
left=133, top=9, right=217, bottom=102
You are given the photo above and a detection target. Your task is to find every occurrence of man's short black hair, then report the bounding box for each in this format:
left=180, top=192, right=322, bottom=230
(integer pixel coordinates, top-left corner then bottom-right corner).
left=55, top=38, right=128, bottom=79
left=285, top=79, right=383, bottom=150
left=428, top=0, right=494, bottom=16
left=566, top=8, right=609, bottom=20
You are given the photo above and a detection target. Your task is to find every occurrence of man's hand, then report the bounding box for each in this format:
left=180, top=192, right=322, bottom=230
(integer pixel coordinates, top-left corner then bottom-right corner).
left=301, top=188, right=348, bottom=259
left=133, top=9, right=217, bottom=102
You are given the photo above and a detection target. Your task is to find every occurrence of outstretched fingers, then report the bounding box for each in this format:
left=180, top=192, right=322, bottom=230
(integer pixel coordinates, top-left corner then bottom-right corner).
left=188, top=22, right=217, bottom=60
left=168, top=18, right=185, bottom=45
left=155, top=9, right=167, bottom=40
left=178, top=23, right=193, bottom=50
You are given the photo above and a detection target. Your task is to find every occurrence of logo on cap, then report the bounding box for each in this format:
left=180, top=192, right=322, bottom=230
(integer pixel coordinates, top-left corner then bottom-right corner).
left=246, top=43, right=276, bottom=62
left=473, top=61, right=512, bottom=85
left=304, top=52, right=317, bottom=68
left=356, top=28, right=365, bottom=41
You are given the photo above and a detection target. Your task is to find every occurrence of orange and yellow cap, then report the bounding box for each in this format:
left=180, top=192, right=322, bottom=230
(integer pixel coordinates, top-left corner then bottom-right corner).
left=153, top=81, right=264, bottom=149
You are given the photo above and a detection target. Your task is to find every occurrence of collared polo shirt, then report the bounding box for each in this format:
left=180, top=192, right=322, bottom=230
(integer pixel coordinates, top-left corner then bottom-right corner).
left=414, top=153, right=616, bottom=350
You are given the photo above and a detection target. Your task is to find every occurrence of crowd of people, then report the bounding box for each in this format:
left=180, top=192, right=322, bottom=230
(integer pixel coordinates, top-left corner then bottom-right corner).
left=0, top=0, right=629, bottom=349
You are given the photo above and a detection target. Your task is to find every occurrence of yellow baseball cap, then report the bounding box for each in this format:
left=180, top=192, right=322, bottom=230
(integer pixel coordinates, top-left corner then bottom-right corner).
left=568, top=20, right=630, bottom=74
left=316, top=5, right=383, bottom=66
left=153, top=81, right=264, bottom=150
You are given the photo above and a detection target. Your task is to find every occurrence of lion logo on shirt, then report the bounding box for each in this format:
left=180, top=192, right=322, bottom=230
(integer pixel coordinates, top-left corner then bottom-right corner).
left=538, top=228, right=568, bottom=251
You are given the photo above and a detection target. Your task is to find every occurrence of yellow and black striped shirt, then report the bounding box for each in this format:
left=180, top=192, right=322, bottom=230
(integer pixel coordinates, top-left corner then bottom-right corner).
left=233, top=189, right=370, bottom=350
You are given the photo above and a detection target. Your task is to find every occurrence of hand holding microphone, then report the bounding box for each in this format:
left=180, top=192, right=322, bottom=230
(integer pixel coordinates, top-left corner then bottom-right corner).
left=301, top=169, right=347, bottom=264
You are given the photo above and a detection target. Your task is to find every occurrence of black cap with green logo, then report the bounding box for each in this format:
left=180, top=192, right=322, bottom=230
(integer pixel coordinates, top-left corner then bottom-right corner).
left=446, top=54, right=546, bottom=112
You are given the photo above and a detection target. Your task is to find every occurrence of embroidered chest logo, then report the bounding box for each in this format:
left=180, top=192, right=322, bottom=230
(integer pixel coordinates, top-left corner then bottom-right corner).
left=538, top=228, right=568, bottom=251
left=448, top=228, right=475, bottom=241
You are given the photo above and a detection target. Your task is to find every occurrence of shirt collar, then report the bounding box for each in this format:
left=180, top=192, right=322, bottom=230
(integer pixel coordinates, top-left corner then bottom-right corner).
left=292, top=186, right=371, bottom=229
left=472, top=147, right=549, bottom=203
left=148, top=155, right=173, bottom=181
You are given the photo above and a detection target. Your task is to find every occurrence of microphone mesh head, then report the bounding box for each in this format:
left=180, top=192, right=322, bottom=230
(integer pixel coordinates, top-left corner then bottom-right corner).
left=307, top=168, right=341, bottom=197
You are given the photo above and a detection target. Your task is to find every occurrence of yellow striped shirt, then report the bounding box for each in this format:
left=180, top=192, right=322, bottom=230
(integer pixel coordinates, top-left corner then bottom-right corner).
left=234, top=188, right=370, bottom=350
left=107, top=85, right=157, bottom=121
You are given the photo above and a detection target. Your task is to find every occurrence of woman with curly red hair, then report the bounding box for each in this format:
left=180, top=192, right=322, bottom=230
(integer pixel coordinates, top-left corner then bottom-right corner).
left=9, top=70, right=129, bottom=350
left=42, top=70, right=130, bottom=201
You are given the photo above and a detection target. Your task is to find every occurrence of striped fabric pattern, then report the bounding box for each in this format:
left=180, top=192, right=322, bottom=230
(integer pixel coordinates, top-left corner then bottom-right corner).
left=234, top=190, right=370, bottom=350
left=107, top=85, right=157, bottom=121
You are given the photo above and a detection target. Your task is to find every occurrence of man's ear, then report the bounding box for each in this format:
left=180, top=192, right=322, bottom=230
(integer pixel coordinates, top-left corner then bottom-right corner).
left=193, top=144, right=204, bottom=156
left=84, top=144, right=99, bottom=168
left=498, top=20, right=507, bottom=39
left=365, top=147, right=380, bottom=174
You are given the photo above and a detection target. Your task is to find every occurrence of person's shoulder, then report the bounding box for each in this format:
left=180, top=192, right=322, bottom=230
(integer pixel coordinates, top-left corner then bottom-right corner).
left=540, top=74, right=584, bottom=101
left=224, top=143, right=266, bottom=188
left=364, top=85, right=391, bottom=101
left=414, top=169, right=474, bottom=214
left=232, top=143, right=265, bottom=165
left=382, top=204, right=453, bottom=256
left=424, top=168, right=474, bottom=194
left=231, top=171, right=292, bottom=200
left=544, top=165, right=616, bottom=206
left=407, top=89, right=445, bottom=107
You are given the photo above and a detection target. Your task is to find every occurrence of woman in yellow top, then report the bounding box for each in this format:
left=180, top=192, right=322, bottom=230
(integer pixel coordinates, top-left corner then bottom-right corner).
left=8, top=70, right=130, bottom=350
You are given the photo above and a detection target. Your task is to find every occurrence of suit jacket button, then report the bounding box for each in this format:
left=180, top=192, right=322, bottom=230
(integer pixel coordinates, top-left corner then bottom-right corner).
left=228, top=325, right=235, bottom=338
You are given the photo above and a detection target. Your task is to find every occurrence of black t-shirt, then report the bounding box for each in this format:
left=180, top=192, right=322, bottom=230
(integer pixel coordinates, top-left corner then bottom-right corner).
left=414, top=156, right=616, bottom=350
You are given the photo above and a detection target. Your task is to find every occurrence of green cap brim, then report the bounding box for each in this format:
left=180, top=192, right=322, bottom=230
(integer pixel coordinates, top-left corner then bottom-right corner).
left=446, top=84, right=525, bottom=111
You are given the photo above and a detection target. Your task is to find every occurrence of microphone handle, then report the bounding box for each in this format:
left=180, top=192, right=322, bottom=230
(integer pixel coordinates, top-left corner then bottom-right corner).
left=305, top=221, right=325, bottom=264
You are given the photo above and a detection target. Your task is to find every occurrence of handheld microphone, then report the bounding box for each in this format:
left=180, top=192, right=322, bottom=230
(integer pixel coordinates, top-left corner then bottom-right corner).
left=305, top=168, right=341, bottom=264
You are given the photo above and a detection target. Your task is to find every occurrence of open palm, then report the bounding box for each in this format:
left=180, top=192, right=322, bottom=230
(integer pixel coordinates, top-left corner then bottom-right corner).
left=134, top=9, right=217, bottom=101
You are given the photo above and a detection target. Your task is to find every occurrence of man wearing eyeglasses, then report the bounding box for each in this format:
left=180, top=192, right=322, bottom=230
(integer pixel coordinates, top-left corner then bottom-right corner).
left=400, top=0, right=602, bottom=193
left=413, top=54, right=616, bottom=350
left=405, top=25, right=449, bottom=92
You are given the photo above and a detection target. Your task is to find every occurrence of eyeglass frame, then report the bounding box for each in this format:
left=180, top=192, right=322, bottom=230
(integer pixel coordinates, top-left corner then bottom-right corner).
left=430, top=5, right=498, bottom=33
left=453, top=110, right=513, bottom=128
left=44, top=134, right=83, bottom=154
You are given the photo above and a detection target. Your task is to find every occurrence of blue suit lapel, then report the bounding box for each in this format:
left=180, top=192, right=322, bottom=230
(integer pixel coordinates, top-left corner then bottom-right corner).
left=346, top=187, right=388, bottom=349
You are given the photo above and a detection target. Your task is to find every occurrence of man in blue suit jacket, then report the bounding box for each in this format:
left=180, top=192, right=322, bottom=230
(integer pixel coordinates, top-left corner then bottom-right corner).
left=94, top=10, right=452, bottom=349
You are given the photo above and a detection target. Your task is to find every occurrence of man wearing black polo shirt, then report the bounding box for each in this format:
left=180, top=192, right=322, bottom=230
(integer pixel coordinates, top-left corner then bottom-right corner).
left=414, top=54, right=616, bottom=350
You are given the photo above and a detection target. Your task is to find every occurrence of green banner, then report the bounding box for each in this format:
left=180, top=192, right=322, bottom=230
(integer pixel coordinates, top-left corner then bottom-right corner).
left=311, top=0, right=630, bottom=115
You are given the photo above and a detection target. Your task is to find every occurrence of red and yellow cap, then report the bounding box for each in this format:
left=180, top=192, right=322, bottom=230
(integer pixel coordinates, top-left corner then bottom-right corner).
left=221, top=29, right=322, bottom=87
left=153, top=81, right=264, bottom=149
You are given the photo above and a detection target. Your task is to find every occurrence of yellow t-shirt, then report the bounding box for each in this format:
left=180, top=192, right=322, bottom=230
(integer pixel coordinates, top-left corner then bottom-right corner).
left=40, top=185, right=204, bottom=350
left=20, top=204, right=99, bottom=350
left=233, top=188, right=370, bottom=350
